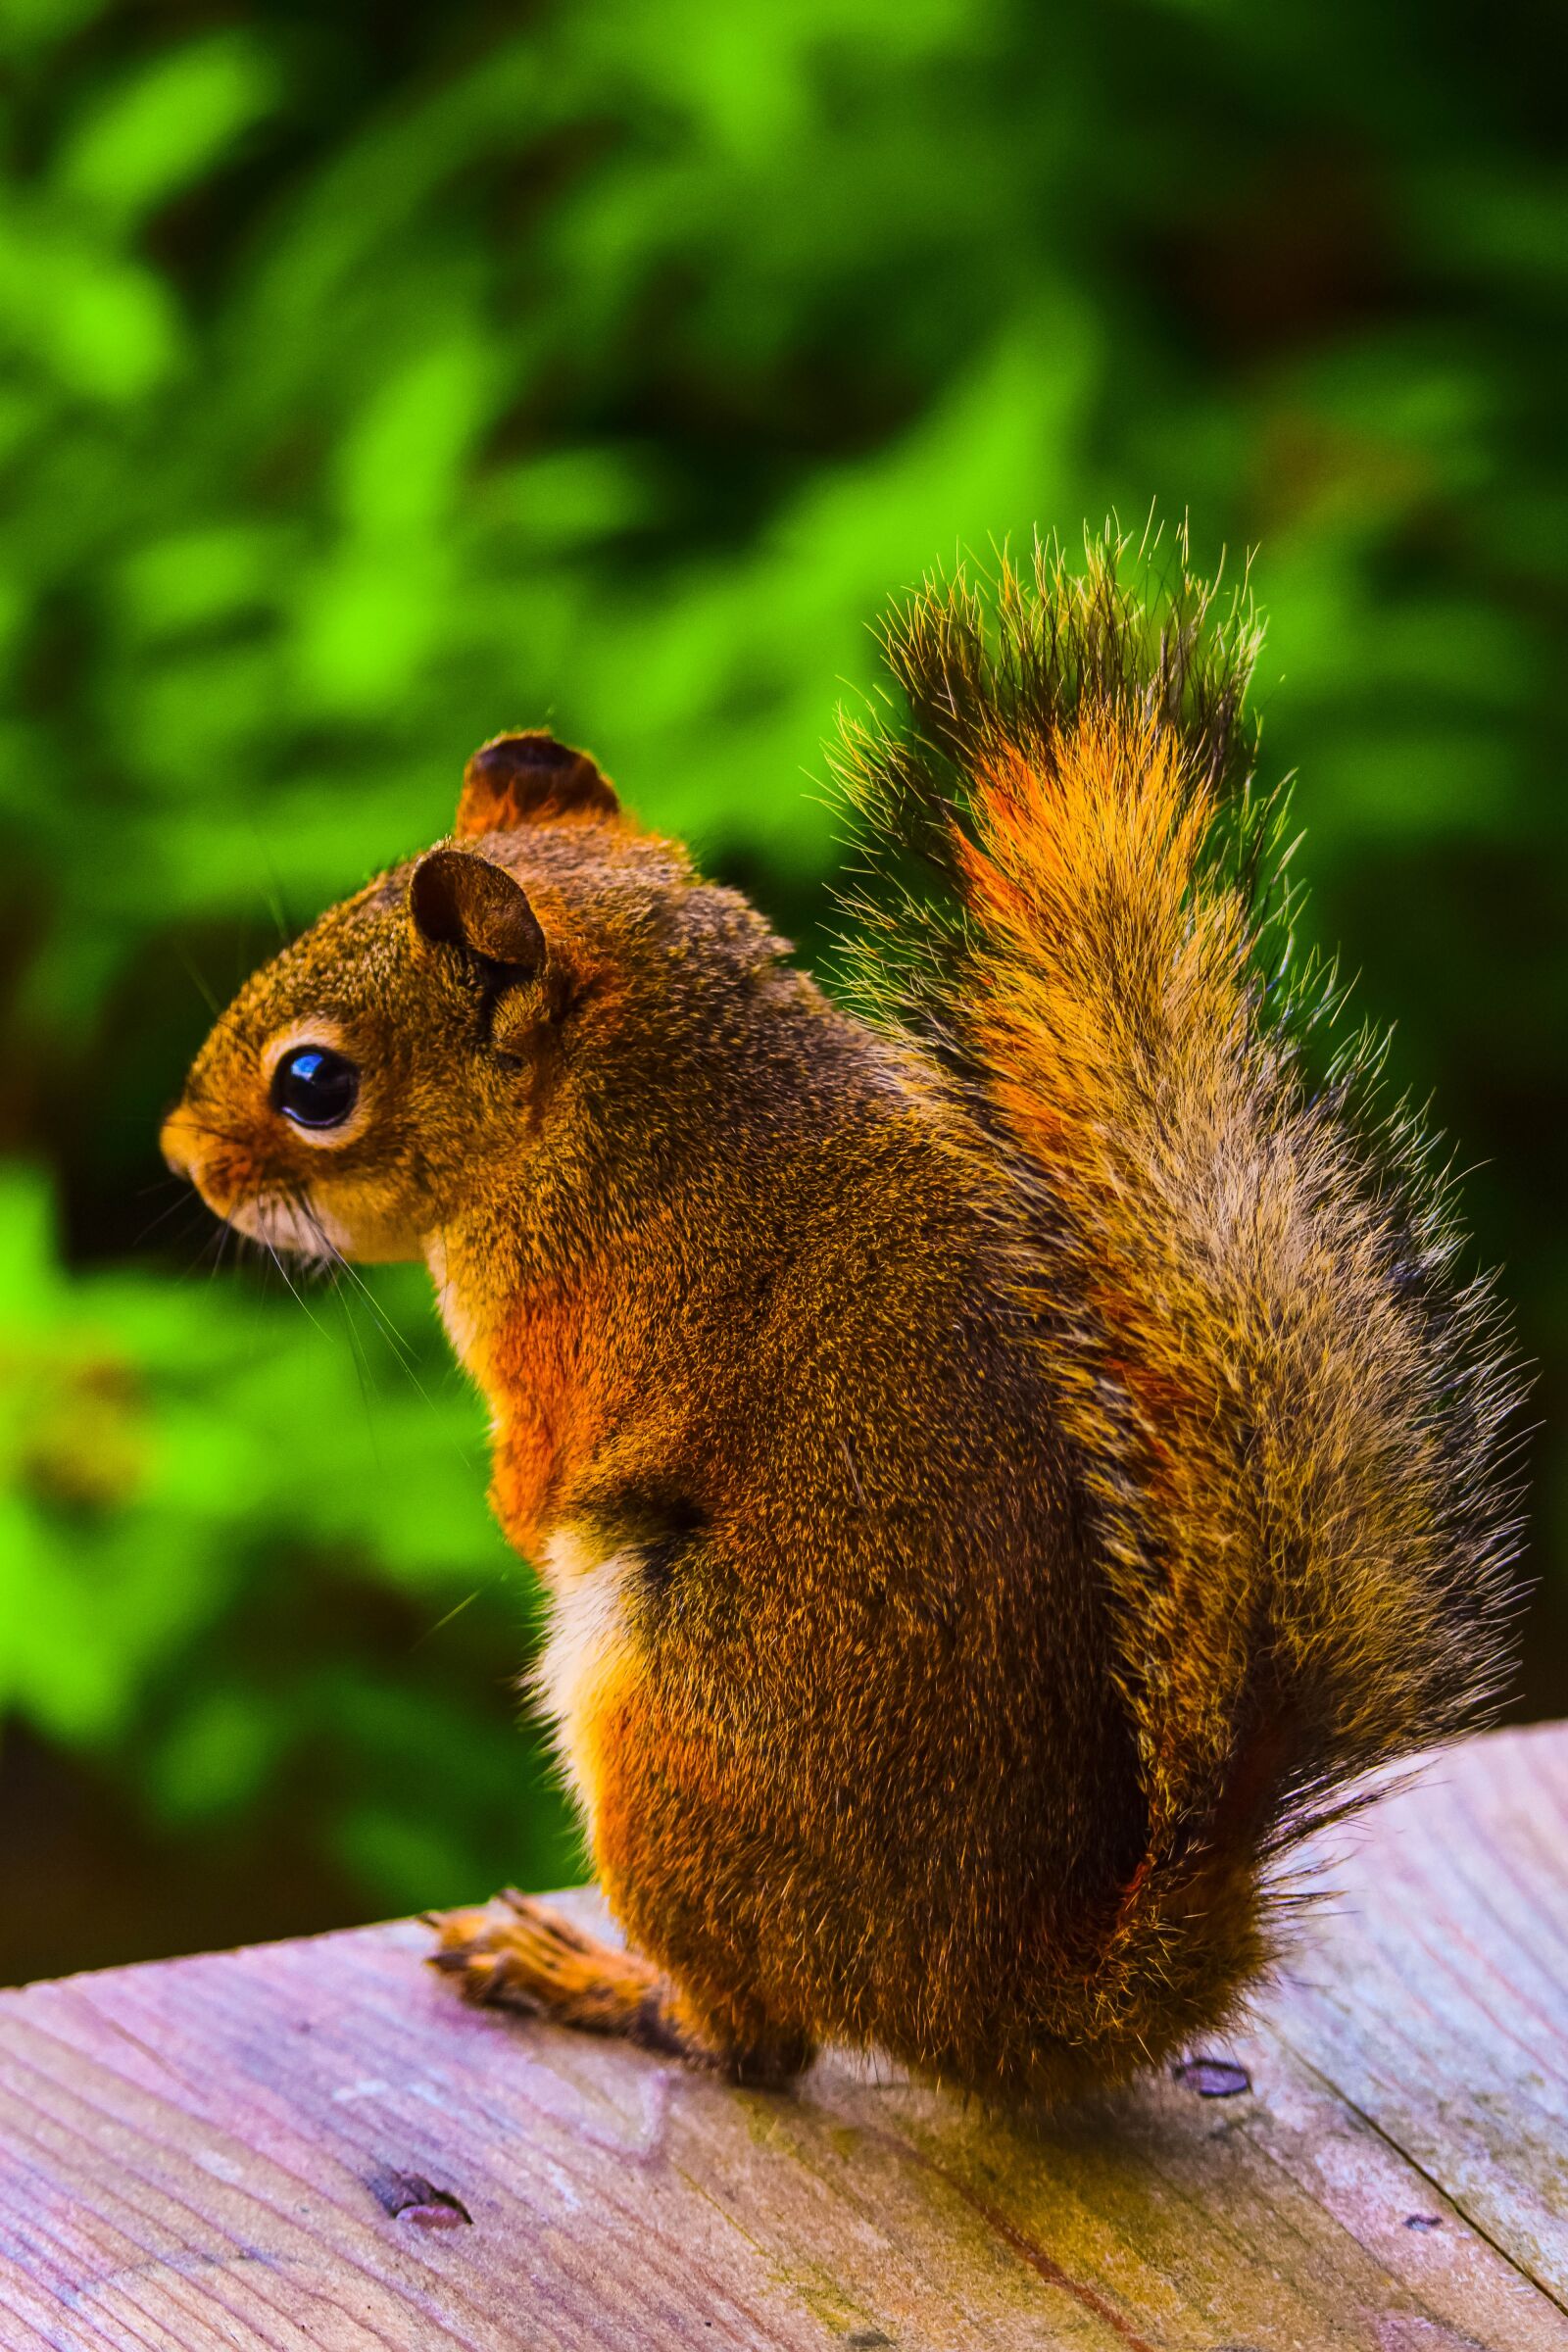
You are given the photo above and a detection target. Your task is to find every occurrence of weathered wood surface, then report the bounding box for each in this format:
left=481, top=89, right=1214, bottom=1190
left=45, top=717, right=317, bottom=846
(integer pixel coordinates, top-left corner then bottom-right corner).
left=2, top=1723, right=1565, bottom=2352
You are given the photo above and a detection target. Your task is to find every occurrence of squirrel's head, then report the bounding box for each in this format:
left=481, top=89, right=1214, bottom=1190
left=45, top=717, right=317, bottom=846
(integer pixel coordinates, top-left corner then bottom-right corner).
left=160, top=729, right=687, bottom=1267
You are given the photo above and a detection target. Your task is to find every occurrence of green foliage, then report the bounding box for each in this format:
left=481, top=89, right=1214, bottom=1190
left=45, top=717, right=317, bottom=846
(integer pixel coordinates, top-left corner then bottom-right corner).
left=0, top=0, right=1562, bottom=1967
left=0, top=1164, right=579, bottom=1919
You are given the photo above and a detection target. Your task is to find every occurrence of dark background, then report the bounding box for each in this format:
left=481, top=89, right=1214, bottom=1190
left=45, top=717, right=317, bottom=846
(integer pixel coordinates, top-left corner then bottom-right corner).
left=2, top=0, right=1564, bottom=1985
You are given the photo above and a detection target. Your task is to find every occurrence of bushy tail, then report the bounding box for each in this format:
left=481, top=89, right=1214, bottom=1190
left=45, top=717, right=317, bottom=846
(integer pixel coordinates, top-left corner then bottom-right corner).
left=834, top=527, right=1523, bottom=2068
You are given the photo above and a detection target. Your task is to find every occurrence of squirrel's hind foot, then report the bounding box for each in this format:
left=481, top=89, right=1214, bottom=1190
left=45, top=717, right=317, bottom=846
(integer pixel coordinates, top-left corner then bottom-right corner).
left=424, top=1891, right=812, bottom=2086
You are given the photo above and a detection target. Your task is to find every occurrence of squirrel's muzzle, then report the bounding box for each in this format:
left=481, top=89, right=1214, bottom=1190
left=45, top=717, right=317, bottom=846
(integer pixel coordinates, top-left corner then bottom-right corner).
left=160, top=1104, right=196, bottom=1187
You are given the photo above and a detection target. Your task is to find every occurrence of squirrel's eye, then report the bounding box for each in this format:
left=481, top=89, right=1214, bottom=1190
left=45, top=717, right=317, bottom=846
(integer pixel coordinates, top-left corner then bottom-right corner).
left=271, top=1045, right=360, bottom=1131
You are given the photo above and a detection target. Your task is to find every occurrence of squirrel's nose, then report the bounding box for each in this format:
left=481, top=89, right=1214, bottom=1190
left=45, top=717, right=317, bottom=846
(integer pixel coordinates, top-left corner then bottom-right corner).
left=160, top=1105, right=196, bottom=1185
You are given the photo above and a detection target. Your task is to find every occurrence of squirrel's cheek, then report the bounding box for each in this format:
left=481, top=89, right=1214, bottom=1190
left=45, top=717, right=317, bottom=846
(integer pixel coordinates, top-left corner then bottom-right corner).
left=296, top=1176, right=431, bottom=1266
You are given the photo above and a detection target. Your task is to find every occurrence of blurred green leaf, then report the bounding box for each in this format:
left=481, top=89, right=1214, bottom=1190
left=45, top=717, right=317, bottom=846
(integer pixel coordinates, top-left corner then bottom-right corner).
left=0, top=0, right=109, bottom=60
left=56, top=32, right=282, bottom=228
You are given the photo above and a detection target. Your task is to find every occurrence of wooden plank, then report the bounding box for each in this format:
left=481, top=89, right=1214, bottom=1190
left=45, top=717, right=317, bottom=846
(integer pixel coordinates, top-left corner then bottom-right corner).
left=1274, top=1719, right=1568, bottom=2300
left=1, top=1726, right=1564, bottom=2352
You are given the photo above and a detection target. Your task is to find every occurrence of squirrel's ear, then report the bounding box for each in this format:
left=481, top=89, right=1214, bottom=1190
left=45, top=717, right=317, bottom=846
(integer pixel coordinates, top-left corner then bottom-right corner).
left=456, top=731, right=619, bottom=837
left=410, top=849, right=546, bottom=978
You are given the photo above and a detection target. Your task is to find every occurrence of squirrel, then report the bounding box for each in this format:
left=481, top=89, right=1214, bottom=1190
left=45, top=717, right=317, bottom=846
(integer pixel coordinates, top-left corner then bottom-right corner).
left=161, top=534, right=1520, bottom=2104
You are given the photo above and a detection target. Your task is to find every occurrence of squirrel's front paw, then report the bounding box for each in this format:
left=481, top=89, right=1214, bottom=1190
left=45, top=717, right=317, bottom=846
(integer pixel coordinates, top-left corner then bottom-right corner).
left=424, top=1893, right=537, bottom=2008
left=425, top=1890, right=815, bottom=2082
left=424, top=1889, right=663, bottom=2030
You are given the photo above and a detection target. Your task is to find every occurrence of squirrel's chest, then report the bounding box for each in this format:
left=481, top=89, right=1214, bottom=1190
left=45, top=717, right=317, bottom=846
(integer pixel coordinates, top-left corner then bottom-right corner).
left=424, top=1235, right=486, bottom=1381
left=533, top=1529, right=641, bottom=1833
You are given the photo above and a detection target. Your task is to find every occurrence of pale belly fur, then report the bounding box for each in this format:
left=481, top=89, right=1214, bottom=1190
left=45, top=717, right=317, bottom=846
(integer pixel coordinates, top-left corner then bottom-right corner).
left=531, top=1527, right=639, bottom=1838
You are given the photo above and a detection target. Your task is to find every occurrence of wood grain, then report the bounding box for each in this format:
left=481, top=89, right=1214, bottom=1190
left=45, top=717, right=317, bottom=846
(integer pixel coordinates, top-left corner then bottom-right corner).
left=2, top=1724, right=1565, bottom=2351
